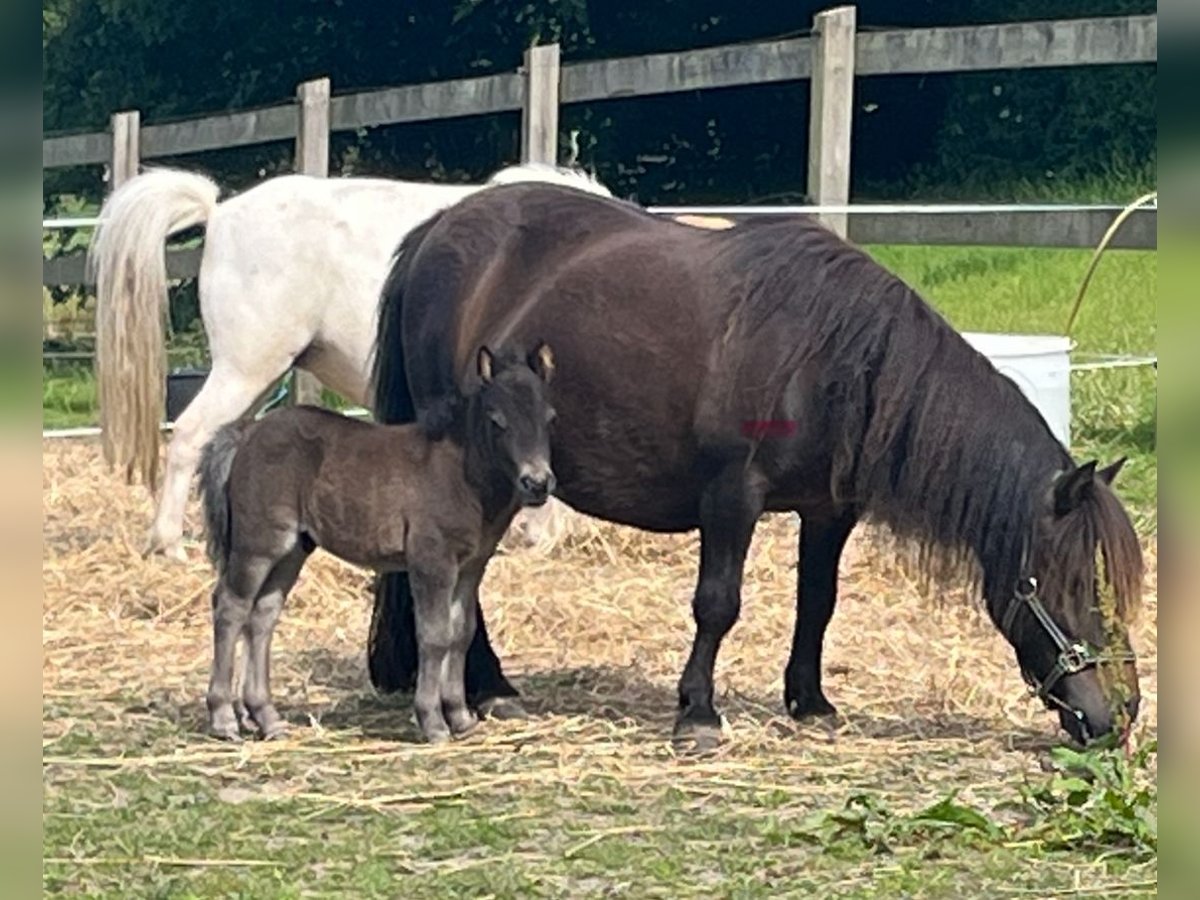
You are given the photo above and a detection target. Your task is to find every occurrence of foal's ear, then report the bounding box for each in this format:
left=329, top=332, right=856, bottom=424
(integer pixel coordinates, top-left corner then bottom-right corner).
left=528, top=341, right=555, bottom=383
left=1098, top=457, right=1127, bottom=486
left=1053, top=460, right=1099, bottom=515
left=477, top=346, right=495, bottom=383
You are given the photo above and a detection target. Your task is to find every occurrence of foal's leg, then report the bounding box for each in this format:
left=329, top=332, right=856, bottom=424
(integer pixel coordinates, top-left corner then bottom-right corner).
left=241, top=543, right=310, bottom=740
left=409, top=563, right=458, bottom=743
left=368, top=575, right=522, bottom=715
left=148, top=360, right=292, bottom=561
left=674, top=466, right=765, bottom=750
left=441, top=564, right=486, bottom=736
left=206, top=553, right=273, bottom=739
left=784, top=512, right=858, bottom=719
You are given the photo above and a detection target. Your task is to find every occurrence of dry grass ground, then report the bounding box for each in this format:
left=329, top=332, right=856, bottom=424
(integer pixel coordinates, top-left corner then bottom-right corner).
left=43, top=438, right=1157, bottom=897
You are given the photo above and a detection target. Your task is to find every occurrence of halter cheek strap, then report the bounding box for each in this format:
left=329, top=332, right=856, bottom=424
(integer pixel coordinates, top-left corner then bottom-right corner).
left=1000, top=576, right=1129, bottom=709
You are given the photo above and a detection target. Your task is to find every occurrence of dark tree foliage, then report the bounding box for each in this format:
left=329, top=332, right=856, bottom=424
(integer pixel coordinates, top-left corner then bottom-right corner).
left=43, top=0, right=1156, bottom=208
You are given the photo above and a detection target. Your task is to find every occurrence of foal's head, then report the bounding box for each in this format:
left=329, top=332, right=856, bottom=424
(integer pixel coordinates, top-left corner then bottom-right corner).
left=468, top=342, right=557, bottom=506
left=1007, top=458, right=1144, bottom=745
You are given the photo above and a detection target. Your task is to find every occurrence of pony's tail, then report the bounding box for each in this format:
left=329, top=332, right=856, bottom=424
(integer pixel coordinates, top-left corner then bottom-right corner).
left=197, top=421, right=250, bottom=575
left=89, top=168, right=221, bottom=491
left=366, top=210, right=446, bottom=693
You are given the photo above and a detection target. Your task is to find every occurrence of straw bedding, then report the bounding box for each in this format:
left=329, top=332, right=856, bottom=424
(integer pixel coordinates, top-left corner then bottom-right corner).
left=43, top=437, right=1157, bottom=792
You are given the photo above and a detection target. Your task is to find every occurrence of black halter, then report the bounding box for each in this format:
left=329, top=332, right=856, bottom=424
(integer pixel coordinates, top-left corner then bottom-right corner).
left=1001, top=576, right=1103, bottom=709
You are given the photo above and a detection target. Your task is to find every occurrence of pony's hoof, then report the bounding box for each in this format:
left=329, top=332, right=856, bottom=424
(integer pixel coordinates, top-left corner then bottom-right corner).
left=143, top=537, right=188, bottom=563
left=476, top=696, right=528, bottom=721
left=786, top=696, right=839, bottom=722
left=671, top=716, right=726, bottom=755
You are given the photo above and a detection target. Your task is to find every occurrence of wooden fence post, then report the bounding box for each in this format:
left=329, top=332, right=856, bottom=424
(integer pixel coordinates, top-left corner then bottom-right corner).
left=807, top=6, right=857, bottom=239
left=291, top=77, right=331, bottom=407
left=109, top=110, right=140, bottom=191
left=521, top=44, right=561, bottom=165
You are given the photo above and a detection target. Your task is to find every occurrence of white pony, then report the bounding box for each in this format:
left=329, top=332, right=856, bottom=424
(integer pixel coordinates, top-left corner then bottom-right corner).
left=90, top=163, right=616, bottom=560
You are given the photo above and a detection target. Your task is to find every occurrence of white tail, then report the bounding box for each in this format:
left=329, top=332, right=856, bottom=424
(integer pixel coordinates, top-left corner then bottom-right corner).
left=89, top=168, right=220, bottom=489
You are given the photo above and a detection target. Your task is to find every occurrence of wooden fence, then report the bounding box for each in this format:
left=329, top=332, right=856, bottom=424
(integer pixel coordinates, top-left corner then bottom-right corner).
left=43, top=6, right=1158, bottom=289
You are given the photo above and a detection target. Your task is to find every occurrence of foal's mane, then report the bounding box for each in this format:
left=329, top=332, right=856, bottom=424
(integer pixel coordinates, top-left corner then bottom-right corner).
left=723, top=217, right=1143, bottom=625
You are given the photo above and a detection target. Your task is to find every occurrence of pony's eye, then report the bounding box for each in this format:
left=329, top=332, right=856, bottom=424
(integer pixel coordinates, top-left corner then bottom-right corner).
left=488, top=410, right=507, bottom=430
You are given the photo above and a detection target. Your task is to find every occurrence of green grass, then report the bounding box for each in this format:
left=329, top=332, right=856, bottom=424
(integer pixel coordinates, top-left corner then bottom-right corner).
left=42, top=712, right=1157, bottom=898
left=42, top=365, right=98, bottom=430
left=41, top=365, right=352, bottom=431
left=866, top=245, right=1156, bottom=531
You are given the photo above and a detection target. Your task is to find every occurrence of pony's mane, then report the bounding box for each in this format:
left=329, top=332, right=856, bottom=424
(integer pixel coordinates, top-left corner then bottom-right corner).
left=1039, top=484, right=1144, bottom=626
left=726, top=218, right=1142, bottom=626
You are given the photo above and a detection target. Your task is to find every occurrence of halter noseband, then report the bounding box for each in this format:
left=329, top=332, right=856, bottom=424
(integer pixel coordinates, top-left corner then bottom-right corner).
left=999, top=575, right=1130, bottom=712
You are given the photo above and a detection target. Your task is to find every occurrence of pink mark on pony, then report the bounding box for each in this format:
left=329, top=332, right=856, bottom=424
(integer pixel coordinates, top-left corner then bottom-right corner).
left=741, top=420, right=798, bottom=439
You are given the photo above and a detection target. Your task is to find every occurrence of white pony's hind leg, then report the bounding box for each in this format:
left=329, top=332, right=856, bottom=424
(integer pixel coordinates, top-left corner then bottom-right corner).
left=147, top=360, right=292, bottom=560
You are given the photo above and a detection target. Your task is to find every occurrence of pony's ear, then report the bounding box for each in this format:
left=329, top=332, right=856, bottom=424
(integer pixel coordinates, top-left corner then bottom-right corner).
left=477, top=346, right=495, bottom=383
left=1054, top=460, right=1098, bottom=515
left=1098, top=457, right=1127, bottom=486
left=529, top=341, right=555, bottom=383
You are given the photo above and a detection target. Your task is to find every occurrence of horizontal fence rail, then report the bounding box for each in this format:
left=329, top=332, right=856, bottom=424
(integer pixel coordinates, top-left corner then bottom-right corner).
left=853, top=14, right=1156, bottom=75
left=331, top=72, right=525, bottom=131
left=42, top=14, right=1156, bottom=170
left=42, top=202, right=1158, bottom=286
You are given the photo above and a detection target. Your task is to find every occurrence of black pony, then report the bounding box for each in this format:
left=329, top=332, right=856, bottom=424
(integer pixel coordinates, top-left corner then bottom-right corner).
left=368, top=182, right=1143, bottom=748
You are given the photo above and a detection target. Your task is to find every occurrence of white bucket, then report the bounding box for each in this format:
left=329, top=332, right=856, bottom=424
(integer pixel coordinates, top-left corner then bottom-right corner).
left=962, top=332, right=1074, bottom=448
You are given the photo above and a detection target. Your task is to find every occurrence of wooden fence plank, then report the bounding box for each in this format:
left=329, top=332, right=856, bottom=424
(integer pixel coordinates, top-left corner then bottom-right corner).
left=844, top=208, right=1158, bottom=249
left=329, top=72, right=524, bottom=131
left=291, top=78, right=331, bottom=406
left=855, top=14, right=1157, bottom=76
left=522, top=44, right=561, bottom=165
left=44, top=248, right=202, bottom=286
left=43, top=132, right=110, bottom=168
left=807, top=7, right=856, bottom=239
left=41, top=208, right=1155, bottom=288
left=109, top=111, right=140, bottom=190
left=560, top=37, right=812, bottom=103
left=139, top=104, right=298, bottom=159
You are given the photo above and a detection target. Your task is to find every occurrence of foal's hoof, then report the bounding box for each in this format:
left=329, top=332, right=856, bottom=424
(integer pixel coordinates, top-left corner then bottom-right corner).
left=671, top=717, right=726, bottom=755
left=259, top=722, right=290, bottom=742
left=208, top=723, right=243, bottom=742
left=207, top=705, right=243, bottom=741
left=248, top=704, right=289, bottom=740
left=475, top=696, right=529, bottom=721
left=235, top=701, right=255, bottom=732
left=448, top=709, right=481, bottom=738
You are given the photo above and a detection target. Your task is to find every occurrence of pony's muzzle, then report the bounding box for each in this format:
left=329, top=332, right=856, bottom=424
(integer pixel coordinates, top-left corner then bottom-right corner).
left=517, top=465, right=555, bottom=506
left=1055, top=670, right=1140, bottom=746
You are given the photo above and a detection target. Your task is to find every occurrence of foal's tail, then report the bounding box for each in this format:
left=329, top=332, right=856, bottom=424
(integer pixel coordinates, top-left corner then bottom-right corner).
left=89, top=168, right=221, bottom=490
left=198, top=421, right=250, bottom=575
